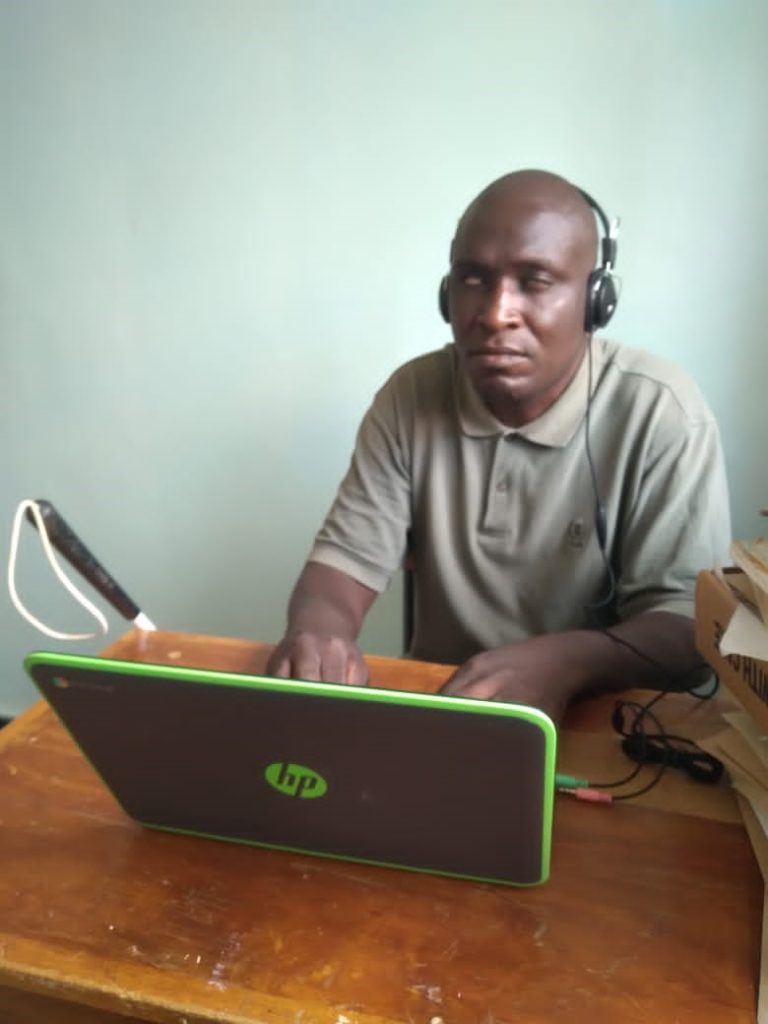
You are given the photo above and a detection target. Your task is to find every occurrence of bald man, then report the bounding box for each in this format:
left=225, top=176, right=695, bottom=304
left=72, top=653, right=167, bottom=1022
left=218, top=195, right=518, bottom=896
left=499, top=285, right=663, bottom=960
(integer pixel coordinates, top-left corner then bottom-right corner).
left=266, top=170, right=730, bottom=721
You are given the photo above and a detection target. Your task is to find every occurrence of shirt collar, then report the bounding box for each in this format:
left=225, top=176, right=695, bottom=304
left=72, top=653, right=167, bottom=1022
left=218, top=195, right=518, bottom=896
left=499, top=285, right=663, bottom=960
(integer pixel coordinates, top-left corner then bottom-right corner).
left=454, top=339, right=605, bottom=448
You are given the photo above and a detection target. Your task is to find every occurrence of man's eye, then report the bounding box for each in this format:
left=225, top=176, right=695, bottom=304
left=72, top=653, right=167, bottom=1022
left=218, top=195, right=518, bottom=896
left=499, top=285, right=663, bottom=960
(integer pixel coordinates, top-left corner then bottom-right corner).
left=461, top=274, right=483, bottom=287
left=523, top=275, right=553, bottom=291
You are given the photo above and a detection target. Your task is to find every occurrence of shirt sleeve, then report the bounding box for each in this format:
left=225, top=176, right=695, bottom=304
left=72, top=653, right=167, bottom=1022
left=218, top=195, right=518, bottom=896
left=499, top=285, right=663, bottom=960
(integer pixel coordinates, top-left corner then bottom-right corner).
left=615, top=412, right=731, bottom=621
left=308, top=375, right=412, bottom=593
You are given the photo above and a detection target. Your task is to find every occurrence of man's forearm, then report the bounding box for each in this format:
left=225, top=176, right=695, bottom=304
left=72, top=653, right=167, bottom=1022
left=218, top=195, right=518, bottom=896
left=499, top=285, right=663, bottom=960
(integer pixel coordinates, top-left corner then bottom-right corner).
left=569, top=611, right=705, bottom=699
left=284, top=561, right=377, bottom=640
left=440, top=611, right=705, bottom=722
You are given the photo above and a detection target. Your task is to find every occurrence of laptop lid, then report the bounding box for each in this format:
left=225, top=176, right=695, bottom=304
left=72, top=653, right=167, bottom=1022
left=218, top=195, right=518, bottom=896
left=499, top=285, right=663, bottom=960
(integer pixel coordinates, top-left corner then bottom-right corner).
left=24, top=652, right=557, bottom=886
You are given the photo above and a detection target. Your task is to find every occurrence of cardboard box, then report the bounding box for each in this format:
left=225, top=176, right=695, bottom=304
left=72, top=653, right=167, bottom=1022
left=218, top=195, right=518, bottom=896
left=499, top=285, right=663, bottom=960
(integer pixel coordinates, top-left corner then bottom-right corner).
left=695, top=568, right=768, bottom=735
left=731, top=538, right=768, bottom=626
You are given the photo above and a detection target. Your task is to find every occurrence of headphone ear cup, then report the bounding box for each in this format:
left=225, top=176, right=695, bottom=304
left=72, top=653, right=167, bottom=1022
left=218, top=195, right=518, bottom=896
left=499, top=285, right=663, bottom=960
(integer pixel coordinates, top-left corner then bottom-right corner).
left=585, top=269, right=618, bottom=332
left=438, top=276, right=450, bottom=323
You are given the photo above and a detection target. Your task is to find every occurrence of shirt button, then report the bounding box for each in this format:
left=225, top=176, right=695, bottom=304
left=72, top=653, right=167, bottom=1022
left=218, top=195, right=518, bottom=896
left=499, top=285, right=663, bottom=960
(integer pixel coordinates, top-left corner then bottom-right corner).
left=495, top=479, right=509, bottom=493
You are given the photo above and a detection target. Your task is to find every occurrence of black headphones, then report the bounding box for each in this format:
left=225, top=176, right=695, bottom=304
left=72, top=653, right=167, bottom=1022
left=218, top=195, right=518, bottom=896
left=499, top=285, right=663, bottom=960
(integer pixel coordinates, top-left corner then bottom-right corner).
left=438, top=187, right=619, bottom=334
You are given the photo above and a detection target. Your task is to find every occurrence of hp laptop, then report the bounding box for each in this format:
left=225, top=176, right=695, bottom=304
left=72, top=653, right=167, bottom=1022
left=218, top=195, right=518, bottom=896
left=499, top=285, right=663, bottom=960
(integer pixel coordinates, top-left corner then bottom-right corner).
left=24, top=652, right=557, bottom=886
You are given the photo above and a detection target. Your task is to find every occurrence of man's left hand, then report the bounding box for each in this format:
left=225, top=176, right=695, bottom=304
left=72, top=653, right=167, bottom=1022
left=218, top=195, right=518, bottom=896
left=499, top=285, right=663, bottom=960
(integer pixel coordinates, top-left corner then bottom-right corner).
left=439, top=635, right=586, bottom=723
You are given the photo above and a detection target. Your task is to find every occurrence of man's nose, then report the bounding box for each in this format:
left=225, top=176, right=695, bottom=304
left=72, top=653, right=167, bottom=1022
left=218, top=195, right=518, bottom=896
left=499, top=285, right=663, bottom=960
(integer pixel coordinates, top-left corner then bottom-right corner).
left=477, top=280, right=523, bottom=331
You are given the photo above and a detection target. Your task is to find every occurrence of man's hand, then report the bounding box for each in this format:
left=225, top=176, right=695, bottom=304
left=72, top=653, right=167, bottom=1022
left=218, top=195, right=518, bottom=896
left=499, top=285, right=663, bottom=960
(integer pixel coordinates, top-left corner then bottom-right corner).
left=439, top=634, right=592, bottom=723
left=265, top=562, right=377, bottom=686
left=266, top=631, right=369, bottom=686
left=439, top=613, right=704, bottom=723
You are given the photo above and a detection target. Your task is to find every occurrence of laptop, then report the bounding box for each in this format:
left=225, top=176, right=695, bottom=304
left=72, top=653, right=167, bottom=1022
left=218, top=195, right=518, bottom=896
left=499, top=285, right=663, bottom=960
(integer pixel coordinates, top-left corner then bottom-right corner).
left=24, top=652, right=557, bottom=886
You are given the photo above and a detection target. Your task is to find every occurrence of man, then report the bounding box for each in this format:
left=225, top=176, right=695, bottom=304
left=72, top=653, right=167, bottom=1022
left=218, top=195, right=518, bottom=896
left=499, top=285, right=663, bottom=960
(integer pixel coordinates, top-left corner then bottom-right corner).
left=266, top=170, right=730, bottom=721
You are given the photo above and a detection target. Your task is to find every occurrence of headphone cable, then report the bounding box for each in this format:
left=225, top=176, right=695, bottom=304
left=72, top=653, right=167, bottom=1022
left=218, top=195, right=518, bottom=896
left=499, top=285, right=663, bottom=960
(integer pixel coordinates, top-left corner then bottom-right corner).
left=584, top=334, right=617, bottom=613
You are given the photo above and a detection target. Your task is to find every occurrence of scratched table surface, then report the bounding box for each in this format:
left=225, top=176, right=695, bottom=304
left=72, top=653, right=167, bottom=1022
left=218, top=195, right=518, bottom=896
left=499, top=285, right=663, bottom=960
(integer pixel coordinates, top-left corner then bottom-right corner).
left=0, top=630, right=761, bottom=1024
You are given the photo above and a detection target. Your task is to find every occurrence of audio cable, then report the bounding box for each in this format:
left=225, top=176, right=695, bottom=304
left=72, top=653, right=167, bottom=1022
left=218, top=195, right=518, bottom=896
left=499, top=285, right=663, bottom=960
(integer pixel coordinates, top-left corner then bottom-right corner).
left=555, top=681, right=723, bottom=804
left=583, top=334, right=616, bottom=614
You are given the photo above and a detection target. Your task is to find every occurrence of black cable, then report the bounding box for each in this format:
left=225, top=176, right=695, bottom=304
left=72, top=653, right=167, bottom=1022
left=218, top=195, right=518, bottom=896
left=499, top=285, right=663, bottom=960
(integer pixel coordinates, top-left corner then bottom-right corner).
left=581, top=338, right=718, bottom=699
left=584, top=337, right=617, bottom=613
left=588, top=756, right=645, bottom=791
left=575, top=327, right=726, bottom=801
left=587, top=693, right=724, bottom=801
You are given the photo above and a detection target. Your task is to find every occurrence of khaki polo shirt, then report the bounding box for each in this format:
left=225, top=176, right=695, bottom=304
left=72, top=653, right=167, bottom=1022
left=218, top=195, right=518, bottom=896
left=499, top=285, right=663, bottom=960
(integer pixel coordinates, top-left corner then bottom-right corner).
left=309, top=339, right=731, bottom=665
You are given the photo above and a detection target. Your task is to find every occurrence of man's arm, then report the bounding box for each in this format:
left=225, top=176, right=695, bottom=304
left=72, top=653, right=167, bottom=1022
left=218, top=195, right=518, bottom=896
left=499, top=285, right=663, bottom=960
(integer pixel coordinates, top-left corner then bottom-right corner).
left=266, top=562, right=378, bottom=684
left=447, top=375, right=729, bottom=724
left=440, top=610, right=706, bottom=722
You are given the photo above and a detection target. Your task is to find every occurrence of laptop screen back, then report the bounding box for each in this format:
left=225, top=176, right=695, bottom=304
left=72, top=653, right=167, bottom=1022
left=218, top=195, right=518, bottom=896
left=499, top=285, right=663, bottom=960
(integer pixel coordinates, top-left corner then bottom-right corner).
left=25, top=652, right=556, bottom=886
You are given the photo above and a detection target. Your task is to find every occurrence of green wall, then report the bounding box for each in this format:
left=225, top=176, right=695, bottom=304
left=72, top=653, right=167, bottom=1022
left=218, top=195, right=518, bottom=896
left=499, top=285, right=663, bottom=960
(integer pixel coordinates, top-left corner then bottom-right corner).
left=2, top=0, right=766, bottom=716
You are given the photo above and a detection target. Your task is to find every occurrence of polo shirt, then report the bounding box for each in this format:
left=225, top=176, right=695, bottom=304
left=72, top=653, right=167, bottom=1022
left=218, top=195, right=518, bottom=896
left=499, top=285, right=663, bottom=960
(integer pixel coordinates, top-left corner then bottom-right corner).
left=308, top=339, right=731, bottom=665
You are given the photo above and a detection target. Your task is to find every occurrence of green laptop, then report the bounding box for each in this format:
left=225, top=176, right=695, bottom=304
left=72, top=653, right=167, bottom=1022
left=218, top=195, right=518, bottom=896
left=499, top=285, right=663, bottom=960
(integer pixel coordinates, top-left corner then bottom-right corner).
left=24, top=652, right=557, bottom=886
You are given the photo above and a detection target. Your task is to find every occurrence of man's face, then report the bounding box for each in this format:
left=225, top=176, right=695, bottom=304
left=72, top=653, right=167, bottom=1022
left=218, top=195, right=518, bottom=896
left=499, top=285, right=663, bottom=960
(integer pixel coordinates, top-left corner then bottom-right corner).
left=448, top=192, right=593, bottom=427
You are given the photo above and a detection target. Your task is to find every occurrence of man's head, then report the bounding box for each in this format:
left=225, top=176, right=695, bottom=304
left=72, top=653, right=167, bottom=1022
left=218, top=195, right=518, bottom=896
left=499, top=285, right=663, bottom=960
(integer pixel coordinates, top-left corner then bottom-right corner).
left=444, top=169, right=601, bottom=428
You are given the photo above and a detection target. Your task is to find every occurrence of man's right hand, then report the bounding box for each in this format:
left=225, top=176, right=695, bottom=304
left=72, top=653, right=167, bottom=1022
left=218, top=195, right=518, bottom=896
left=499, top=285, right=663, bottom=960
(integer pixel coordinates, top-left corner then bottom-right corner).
left=265, top=631, right=370, bottom=686
left=264, top=562, right=377, bottom=686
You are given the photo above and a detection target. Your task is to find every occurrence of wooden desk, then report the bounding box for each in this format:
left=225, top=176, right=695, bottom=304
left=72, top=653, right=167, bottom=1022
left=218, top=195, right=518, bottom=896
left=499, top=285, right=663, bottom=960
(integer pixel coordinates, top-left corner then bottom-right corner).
left=0, top=631, right=761, bottom=1023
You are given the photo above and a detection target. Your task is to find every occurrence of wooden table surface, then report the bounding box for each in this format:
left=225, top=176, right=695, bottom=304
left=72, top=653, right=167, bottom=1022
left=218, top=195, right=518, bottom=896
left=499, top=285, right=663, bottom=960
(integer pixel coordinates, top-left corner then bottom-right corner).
left=0, top=630, right=761, bottom=1024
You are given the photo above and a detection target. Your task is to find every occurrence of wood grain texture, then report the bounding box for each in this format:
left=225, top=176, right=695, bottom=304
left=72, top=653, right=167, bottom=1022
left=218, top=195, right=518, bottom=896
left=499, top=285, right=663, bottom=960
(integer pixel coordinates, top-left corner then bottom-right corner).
left=0, top=630, right=760, bottom=1023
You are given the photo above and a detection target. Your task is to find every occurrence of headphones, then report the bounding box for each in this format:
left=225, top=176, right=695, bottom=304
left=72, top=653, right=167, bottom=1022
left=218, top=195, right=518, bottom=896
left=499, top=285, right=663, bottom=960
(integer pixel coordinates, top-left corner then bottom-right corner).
left=438, top=187, right=619, bottom=334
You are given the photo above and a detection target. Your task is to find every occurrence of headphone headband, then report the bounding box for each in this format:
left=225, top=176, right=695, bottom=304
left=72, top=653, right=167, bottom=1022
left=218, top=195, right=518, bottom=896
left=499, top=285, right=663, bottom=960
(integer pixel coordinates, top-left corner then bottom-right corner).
left=576, top=188, right=619, bottom=273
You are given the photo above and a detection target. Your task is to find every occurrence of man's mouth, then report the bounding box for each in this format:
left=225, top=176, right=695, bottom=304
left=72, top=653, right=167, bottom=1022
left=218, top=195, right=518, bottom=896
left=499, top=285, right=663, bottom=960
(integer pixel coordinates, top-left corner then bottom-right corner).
left=467, top=348, right=530, bottom=367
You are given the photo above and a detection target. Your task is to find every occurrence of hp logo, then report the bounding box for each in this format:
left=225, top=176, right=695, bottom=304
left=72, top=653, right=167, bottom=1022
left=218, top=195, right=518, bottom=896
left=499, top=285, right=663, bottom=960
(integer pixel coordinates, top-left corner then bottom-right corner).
left=265, top=762, right=328, bottom=800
